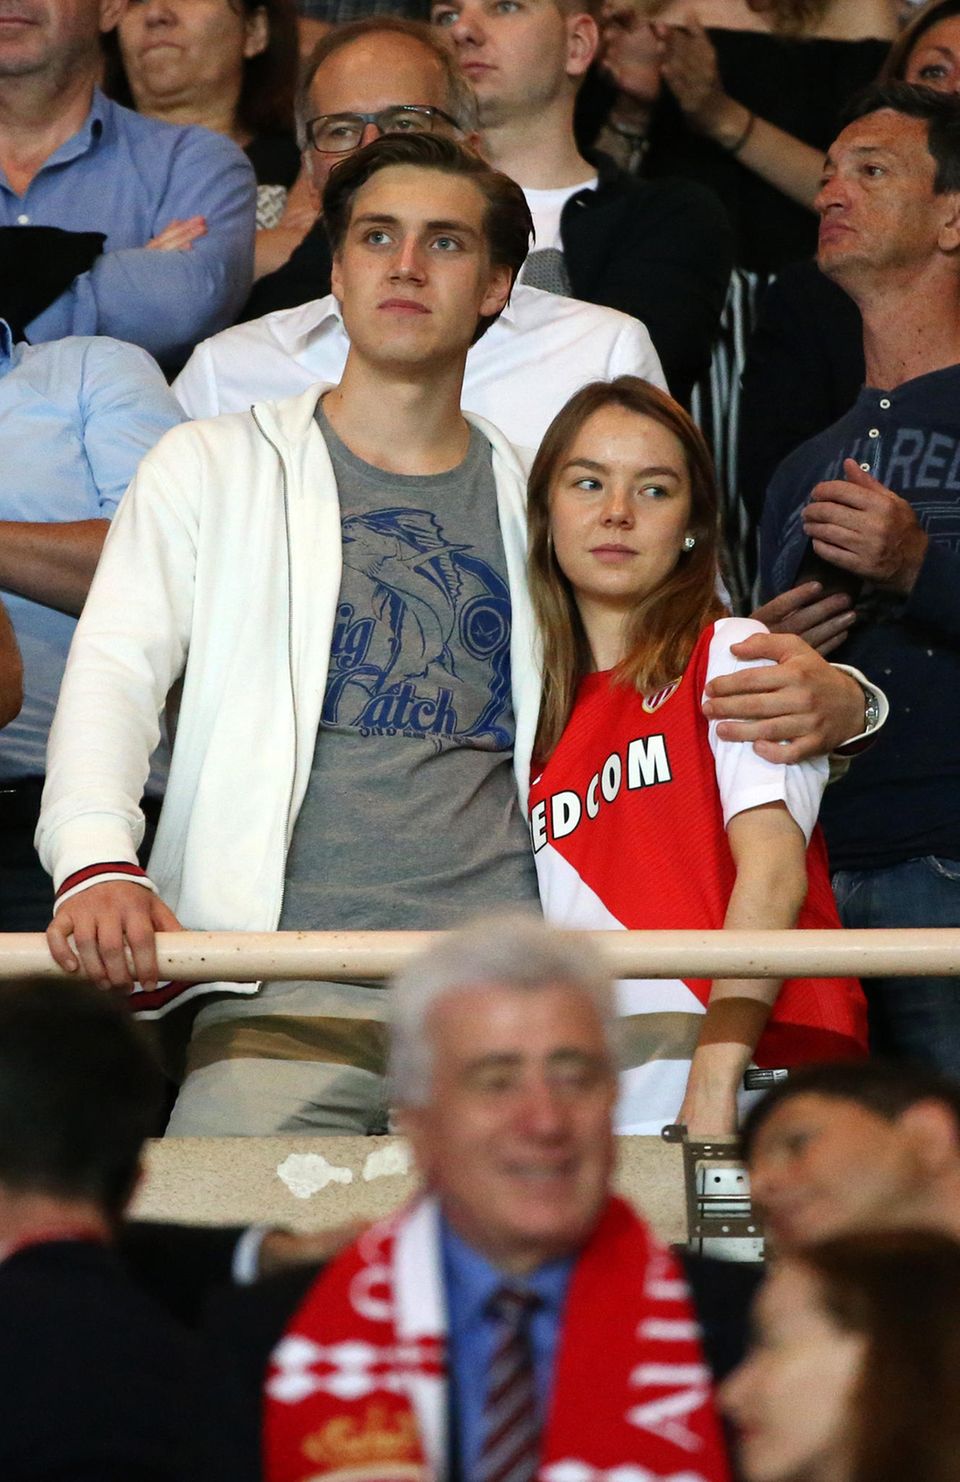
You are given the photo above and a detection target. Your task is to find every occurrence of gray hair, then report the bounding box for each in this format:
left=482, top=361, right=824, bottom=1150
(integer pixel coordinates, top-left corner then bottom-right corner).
left=295, top=17, right=479, bottom=151
left=389, top=912, right=617, bottom=1107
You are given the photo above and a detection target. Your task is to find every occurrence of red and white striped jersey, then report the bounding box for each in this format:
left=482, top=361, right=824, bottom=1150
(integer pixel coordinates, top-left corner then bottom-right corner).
left=529, top=618, right=868, bottom=1133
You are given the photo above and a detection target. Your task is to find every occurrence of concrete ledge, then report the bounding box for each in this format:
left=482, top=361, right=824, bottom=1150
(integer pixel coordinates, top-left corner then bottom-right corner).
left=133, top=1134, right=688, bottom=1243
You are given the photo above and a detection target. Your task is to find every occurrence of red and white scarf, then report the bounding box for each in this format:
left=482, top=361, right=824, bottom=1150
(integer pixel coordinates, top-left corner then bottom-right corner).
left=265, top=1195, right=732, bottom=1482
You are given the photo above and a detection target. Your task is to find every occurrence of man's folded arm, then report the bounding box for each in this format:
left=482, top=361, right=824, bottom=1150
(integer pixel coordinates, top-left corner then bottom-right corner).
left=25, top=133, right=257, bottom=363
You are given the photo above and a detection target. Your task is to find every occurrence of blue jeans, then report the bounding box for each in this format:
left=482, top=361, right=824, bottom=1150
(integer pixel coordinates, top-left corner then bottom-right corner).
left=832, top=855, right=960, bottom=1078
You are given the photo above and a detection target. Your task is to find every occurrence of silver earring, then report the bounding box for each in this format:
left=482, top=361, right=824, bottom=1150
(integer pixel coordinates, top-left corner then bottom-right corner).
left=683, top=535, right=696, bottom=551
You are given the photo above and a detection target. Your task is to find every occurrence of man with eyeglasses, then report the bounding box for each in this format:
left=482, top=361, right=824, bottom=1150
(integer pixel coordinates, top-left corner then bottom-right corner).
left=174, top=16, right=667, bottom=448
left=222, top=4, right=728, bottom=408
left=307, top=102, right=464, bottom=154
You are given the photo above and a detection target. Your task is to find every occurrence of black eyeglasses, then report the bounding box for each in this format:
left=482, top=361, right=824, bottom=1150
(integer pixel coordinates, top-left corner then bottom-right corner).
left=305, top=105, right=464, bottom=154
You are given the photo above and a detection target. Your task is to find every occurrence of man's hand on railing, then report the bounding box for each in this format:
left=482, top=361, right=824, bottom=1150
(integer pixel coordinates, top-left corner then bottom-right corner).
left=47, top=881, right=183, bottom=994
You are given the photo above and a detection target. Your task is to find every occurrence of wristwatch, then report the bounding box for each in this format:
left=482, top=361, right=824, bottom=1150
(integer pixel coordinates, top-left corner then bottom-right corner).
left=832, top=670, right=888, bottom=758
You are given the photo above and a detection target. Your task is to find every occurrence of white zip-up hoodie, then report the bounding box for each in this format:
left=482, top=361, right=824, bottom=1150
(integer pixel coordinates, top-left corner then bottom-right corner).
left=38, top=386, right=542, bottom=1011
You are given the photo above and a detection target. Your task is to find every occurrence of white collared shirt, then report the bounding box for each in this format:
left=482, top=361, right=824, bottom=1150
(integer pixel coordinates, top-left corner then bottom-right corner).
left=173, top=283, right=665, bottom=453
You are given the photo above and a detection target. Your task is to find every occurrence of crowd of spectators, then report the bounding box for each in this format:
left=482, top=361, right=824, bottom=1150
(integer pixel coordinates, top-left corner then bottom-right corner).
left=1, top=0, right=959, bottom=1094
left=3, top=0, right=960, bottom=1468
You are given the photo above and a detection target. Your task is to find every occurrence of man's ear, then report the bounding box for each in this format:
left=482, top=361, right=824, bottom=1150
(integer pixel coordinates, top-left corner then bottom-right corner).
left=479, top=262, right=513, bottom=321
left=244, top=5, right=270, bottom=60
left=565, top=11, right=599, bottom=80
left=118, top=1157, right=146, bottom=1222
left=395, top=1105, right=431, bottom=1177
left=937, top=190, right=960, bottom=253
left=100, top=0, right=128, bottom=34
left=330, top=250, right=344, bottom=304
left=898, top=1099, right=960, bottom=1174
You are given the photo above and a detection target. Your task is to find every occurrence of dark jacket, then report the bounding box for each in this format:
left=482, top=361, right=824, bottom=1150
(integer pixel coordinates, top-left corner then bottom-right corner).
left=557, top=154, right=733, bottom=406
left=0, top=1239, right=255, bottom=1482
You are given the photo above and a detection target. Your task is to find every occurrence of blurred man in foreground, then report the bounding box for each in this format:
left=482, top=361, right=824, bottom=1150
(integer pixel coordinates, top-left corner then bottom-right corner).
left=742, top=1059, right=960, bottom=1251
left=262, top=915, right=752, bottom=1482
left=0, top=979, right=251, bottom=1481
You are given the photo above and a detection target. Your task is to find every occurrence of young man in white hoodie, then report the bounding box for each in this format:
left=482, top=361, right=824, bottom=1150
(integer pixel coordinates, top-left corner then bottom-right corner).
left=41, top=133, right=541, bottom=1135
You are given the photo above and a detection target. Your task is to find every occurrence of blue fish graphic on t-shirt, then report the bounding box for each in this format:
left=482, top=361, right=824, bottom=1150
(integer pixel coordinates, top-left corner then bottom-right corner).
left=341, top=507, right=466, bottom=680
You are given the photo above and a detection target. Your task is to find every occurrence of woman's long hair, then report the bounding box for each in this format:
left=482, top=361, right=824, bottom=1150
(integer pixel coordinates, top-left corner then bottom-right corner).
left=763, top=0, right=830, bottom=37
left=799, top=1231, right=960, bottom=1482
left=528, top=377, right=726, bottom=761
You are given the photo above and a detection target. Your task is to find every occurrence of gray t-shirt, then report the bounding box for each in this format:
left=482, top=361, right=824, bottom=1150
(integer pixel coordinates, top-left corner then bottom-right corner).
left=278, top=409, right=537, bottom=930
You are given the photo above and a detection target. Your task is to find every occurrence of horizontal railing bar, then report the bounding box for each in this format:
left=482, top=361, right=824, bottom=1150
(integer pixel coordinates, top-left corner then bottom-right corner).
left=1, top=928, right=959, bottom=981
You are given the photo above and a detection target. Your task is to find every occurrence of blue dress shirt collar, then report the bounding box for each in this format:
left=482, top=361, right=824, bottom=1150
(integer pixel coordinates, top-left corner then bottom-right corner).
left=440, top=1216, right=573, bottom=1325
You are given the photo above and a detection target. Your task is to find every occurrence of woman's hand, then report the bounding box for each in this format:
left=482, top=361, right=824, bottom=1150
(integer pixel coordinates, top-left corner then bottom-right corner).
left=600, top=1, right=663, bottom=105
left=681, top=804, right=808, bottom=1137
left=677, top=1080, right=739, bottom=1138
left=656, top=18, right=751, bottom=146
left=657, top=20, right=723, bottom=124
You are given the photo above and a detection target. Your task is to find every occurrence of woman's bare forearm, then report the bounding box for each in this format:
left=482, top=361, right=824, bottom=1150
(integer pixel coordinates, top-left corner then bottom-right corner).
left=680, top=803, right=808, bottom=1131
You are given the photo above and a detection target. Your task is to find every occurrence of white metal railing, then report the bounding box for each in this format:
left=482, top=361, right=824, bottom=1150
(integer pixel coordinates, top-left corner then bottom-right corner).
left=2, top=928, right=960, bottom=982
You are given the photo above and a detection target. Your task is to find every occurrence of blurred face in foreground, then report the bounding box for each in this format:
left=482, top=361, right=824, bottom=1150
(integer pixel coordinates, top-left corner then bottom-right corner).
left=402, top=981, right=617, bottom=1274
left=721, top=1259, right=865, bottom=1482
left=746, top=1092, right=930, bottom=1250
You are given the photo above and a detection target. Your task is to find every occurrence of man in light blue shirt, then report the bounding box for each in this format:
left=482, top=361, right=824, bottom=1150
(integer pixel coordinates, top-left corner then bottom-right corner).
left=0, top=0, right=255, bottom=368
left=0, top=321, right=184, bottom=929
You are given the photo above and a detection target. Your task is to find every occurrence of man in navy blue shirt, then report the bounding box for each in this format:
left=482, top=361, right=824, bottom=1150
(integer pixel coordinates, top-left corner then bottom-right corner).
left=759, top=82, right=960, bottom=1076
left=0, top=0, right=255, bottom=367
